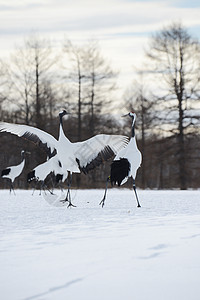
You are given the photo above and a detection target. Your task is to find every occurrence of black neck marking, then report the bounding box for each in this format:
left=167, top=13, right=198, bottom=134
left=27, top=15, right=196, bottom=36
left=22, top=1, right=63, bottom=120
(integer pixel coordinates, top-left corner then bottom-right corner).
left=131, top=118, right=135, bottom=138
left=59, top=114, right=63, bottom=126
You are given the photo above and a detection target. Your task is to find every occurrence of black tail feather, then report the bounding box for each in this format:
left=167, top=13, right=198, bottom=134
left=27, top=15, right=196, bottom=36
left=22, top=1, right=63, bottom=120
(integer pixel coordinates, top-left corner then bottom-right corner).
left=1, top=168, right=11, bottom=177
left=110, top=158, right=130, bottom=186
left=27, top=170, right=36, bottom=183
left=55, top=174, right=63, bottom=183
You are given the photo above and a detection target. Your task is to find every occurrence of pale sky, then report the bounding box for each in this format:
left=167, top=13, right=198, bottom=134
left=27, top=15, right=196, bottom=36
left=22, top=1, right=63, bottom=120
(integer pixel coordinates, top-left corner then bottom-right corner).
left=0, top=0, right=200, bottom=92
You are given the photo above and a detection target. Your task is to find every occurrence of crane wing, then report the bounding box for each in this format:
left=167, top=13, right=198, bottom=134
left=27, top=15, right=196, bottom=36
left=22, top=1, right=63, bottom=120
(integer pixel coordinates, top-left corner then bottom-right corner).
left=74, top=134, right=129, bottom=174
left=0, top=122, right=58, bottom=157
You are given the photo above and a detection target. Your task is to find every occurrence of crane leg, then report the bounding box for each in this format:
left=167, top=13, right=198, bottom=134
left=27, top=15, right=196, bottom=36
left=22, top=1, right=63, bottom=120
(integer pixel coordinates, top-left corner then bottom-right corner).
left=30, top=180, right=36, bottom=195
left=41, top=181, right=54, bottom=195
left=40, top=181, right=45, bottom=195
left=32, top=180, right=38, bottom=195
left=60, top=173, right=76, bottom=207
left=67, top=173, right=76, bottom=208
left=32, top=184, right=35, bottom=195
left=99, top=176, right=110, bottom=208
left=10, top=181, right=16, bottom=195
left=133, top=179, right=141, bottom=207
left=39, top=181, right=43, bottom=196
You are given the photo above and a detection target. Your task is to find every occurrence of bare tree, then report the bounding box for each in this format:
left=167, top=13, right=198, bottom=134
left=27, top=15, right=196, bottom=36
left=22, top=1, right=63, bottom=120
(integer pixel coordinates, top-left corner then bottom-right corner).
left=9, top=45, right=35, bottom=124
left=84, top=41, right=117, bottom=136
left=63, top=39, right=88, bottom=140
left=24, top=35, right=59, bottom=128
left=63, top=39, right=118, bottom=139
left=6, top=35, right=59, bottom=127
left=0, top=59, right=10, bottom=118
left=146, top=22, right=200, bottom=189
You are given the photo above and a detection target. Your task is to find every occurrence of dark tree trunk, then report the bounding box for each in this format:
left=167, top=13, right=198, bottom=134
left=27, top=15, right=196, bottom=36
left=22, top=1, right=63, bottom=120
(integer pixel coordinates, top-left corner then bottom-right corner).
left=35, top=59, right=41, bottom=129
left=141, top=97, right=146, bottom=189
left=78, top=73, right=82, bottom=141
left=177, top=96, right=187, bottom=189
left=90, top=75, right=95, bottom=136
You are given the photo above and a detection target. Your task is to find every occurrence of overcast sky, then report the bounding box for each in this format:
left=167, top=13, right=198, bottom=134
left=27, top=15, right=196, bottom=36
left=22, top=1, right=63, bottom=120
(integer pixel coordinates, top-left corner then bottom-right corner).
left=0, top=0, right=200, bottom=92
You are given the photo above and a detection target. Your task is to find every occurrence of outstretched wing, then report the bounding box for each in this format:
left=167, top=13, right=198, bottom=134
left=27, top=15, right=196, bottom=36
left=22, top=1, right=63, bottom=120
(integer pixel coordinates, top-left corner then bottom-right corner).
left=74, top=134, right=129, bottom=174
left=0, top=122, right=58, bottom=157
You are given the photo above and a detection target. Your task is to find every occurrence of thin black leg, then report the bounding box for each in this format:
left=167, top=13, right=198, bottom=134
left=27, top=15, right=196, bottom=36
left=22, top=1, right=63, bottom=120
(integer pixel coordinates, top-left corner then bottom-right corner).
left=67, top=173, right=76, bottom=208
left=40, top=181, right=45, bottom=195
left=133, top=179, right=141, bottom=208
left=31, top=180, right=36, bottom=195
left=99, top=176, right=110, bottom=208
left=32, top=186, right=35, bottom=196
left=60, top=172, right=76, bottom=207
left=41, top=181, right=54, bottom=195
left=10, top=181, right=16, bottom=195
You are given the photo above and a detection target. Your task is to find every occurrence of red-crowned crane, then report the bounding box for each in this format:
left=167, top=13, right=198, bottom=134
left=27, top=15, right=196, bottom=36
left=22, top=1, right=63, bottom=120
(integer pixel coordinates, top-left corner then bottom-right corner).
left=1, top=150, right=27, bottom=194
left=27, top=155, right=68, bottom=196
left=100, top=112, right=142, bottom=208
left=0, top=110, right=129, bottom=205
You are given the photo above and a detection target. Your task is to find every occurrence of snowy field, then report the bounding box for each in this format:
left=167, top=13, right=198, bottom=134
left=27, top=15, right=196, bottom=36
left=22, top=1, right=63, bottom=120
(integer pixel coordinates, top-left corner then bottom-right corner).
left=0, top=188, right=200, bottom=300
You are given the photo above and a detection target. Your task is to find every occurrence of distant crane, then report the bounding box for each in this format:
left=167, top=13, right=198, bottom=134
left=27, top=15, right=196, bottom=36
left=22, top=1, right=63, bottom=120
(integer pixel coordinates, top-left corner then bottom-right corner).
left=1, top=150, right=27, bottom=194
left=0, top=110, right=129, bottom=205
left=100, top=112, right=142, bottom=208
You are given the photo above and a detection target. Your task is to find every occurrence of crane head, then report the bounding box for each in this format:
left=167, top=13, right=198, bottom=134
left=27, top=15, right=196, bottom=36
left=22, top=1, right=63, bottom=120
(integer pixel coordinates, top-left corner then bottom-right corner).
left=129, top=111, right=136, bottom=118
left=121, top=111, right=136, bottom=118
left=59, top=110, right=68, bottom=117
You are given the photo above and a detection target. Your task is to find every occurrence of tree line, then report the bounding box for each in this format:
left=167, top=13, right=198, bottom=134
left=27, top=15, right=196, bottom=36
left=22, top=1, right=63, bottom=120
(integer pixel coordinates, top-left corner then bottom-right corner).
left=0, top=22, right=200, bottom=190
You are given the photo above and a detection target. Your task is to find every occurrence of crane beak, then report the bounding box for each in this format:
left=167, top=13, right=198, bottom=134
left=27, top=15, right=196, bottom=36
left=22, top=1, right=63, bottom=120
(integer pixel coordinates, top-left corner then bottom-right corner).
left=121, top=113, right=129, bottom=118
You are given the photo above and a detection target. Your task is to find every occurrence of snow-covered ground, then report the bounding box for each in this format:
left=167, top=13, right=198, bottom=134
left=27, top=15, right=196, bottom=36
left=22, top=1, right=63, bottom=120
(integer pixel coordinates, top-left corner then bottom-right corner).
left=0, top=188, right=200, bottom=300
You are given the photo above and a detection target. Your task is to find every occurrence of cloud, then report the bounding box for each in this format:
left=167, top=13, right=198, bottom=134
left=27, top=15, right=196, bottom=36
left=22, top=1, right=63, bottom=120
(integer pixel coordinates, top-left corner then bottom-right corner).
left=0, top=0, right=200, bottom=93
left=1, top=0, right=200, bottom=37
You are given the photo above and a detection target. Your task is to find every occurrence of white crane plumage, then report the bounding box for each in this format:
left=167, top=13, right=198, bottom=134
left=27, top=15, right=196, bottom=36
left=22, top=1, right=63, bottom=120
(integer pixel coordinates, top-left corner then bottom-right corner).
left=100, top=112, right=142, bottom=208
left=27, top=155, right=68, bottom=195
left=1, top=150, right=26, bottom=194
left=0, top=110, right=129, bottom=203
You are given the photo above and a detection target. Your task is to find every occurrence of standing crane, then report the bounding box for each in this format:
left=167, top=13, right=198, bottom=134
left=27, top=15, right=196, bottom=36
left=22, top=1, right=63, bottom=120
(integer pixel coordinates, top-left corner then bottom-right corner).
left=0, top=110, right=129, bottom=204
left=100, top=112, right=142, bottom=208
left=1, top=150, right=27, bottom=194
